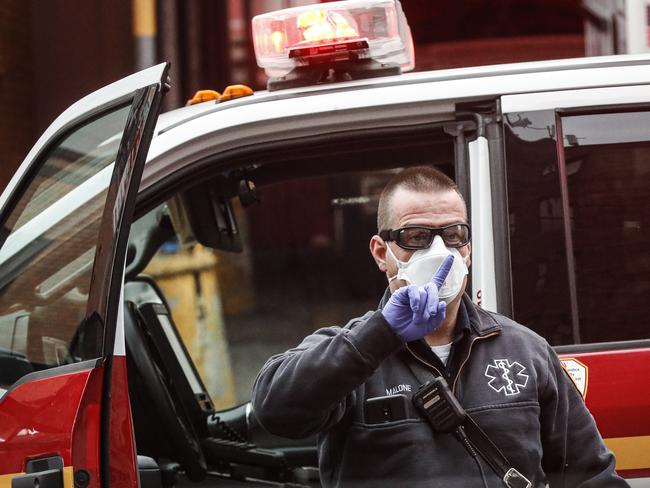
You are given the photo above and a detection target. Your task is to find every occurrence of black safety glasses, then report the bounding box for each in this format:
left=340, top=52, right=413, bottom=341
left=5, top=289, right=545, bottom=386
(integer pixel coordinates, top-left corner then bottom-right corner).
left=379, top=223, right=470, bottom=250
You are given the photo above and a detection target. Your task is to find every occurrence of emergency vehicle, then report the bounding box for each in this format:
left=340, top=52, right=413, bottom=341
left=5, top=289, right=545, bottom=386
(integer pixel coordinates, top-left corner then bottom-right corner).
left=1, top=0, right=649, bottom=486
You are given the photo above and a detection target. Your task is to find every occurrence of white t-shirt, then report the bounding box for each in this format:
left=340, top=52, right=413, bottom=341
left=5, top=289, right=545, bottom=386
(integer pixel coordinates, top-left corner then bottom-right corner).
left=430, top=342, right=454, bottom=366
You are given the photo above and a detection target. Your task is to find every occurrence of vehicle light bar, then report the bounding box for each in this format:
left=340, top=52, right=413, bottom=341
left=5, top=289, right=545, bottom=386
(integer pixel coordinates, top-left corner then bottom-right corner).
left=252, top=0, right=414, bottom=86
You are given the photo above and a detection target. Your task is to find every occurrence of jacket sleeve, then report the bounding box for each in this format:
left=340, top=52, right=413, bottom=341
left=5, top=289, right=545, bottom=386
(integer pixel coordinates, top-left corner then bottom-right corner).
left=251, top=310, right=403, bottom=439
left=540, top=345, right=629, bottom=487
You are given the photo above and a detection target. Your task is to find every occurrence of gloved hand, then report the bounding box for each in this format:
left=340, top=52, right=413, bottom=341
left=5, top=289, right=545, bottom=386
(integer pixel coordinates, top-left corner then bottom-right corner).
left=382, top=255, right=454, bottom=342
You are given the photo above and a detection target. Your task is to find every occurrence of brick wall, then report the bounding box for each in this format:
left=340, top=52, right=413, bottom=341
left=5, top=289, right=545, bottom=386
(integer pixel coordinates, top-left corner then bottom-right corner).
left=0, top=1, right=35, bottom=189
left=0, top=0, right=134, bottom=192
left=416, top=34, right=585, bottom=71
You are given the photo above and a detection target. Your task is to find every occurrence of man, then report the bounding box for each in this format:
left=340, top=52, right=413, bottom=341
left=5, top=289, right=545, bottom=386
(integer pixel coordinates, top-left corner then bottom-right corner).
left=252, top=166, right=627, bottom=487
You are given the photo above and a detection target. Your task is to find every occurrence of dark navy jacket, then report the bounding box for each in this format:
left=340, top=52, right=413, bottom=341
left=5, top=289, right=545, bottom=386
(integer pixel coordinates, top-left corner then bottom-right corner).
left=252, top=294, right=628, bottom=487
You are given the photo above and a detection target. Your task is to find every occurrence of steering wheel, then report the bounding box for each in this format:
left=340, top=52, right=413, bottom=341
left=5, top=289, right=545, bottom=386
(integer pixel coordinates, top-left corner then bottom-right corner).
left=123, top=301, right=207, bottom=481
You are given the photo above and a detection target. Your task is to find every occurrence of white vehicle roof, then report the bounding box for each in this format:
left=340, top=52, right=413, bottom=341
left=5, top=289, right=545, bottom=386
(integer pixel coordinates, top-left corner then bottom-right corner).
left=142, top=53, right=650, bottom=192
left=152, top=53, right=650, bottom=136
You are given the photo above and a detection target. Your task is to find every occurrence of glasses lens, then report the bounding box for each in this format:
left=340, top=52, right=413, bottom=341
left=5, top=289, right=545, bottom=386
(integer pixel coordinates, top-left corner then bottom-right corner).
left=441, top=224, right=469, bottom=247
left=398, top=227, right=434, bottom=249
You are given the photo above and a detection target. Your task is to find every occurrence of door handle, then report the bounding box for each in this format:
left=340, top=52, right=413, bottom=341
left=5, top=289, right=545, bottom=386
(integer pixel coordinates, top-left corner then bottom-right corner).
left=12, top=456, right=63, bottom=488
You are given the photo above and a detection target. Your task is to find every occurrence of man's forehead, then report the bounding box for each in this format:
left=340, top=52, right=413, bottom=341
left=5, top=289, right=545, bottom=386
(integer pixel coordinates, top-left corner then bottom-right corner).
left=390, top=187, right=467, bottom=221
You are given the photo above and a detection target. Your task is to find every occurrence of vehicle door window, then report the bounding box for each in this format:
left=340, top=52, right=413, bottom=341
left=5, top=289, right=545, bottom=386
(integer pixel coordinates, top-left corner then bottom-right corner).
left=0, top=105, right=131, bottom=388
left=505, top=109, right=650, bottom=345
left=561, top=111, right=650, bottom=344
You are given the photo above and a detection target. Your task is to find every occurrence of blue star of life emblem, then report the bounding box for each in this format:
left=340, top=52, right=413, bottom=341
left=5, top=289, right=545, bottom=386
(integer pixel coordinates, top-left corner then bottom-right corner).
left=484, top=359, right=529, bottom=396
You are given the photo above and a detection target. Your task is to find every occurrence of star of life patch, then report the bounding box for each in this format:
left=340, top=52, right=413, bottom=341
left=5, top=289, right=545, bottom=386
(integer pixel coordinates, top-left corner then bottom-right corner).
left=485, top=359, right=529, bottom=396
left=560, top=358, right=588, bottom=399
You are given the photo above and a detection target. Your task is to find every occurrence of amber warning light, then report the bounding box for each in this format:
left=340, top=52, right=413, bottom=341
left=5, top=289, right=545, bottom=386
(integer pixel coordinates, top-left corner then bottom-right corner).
left=252, top=0, right=414, bottom=90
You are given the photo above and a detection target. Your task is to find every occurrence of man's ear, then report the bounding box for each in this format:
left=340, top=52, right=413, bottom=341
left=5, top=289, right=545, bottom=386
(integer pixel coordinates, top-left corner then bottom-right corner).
left=369, top=235, right=388, bottom=272
left=465, top=242, right=472, bottom=268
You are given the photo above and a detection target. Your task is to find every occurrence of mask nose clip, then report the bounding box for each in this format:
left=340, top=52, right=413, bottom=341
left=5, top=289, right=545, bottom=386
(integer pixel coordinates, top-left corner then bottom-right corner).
left=429, top=234, right=447, bottom=251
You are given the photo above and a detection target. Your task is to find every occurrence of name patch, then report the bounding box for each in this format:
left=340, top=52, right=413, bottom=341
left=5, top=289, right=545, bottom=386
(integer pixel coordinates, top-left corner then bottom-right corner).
left=386, top=384, right=411, bottom=395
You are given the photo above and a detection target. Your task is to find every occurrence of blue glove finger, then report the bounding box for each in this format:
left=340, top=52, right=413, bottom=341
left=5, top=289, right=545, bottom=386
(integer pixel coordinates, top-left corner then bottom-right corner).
left=407, top=285, right=420, bottom=312
left=431, top=254, right=455, bottom=289
left=425, top=282, right=439, bottom=316
left=419, top=286, right=430, bottom=323
left=382, top=280, right=449, bottom=342
left=437, top=301, right=447, bottom=318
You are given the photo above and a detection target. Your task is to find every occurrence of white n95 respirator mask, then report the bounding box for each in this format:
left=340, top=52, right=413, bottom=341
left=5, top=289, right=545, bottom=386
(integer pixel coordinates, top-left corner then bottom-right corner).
left=385, top=235, right=469, bottom=302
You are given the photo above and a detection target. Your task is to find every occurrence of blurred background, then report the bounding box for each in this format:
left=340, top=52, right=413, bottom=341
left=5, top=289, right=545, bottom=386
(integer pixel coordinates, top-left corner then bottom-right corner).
left=2, top=0, right=645, bottom=191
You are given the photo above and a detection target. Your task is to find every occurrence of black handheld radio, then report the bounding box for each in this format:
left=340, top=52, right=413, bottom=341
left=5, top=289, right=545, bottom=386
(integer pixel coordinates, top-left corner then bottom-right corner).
left=412, top=376, right=466, bottom=433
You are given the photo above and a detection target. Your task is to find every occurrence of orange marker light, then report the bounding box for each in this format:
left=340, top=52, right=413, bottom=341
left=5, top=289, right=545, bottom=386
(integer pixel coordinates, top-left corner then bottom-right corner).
left=186, top=89, right=221, bottom=106
left=220, top=85, right=254, bottom=102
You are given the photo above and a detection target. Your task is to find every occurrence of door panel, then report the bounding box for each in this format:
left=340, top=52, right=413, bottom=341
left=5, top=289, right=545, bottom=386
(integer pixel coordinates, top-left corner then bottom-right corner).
left=0, top=363, right=100, bottom=487
left=0, top=63, right=169, bottom=488
left=504, top=107, right=650, bottom=481
left=558, top=349, right=650, bottom=478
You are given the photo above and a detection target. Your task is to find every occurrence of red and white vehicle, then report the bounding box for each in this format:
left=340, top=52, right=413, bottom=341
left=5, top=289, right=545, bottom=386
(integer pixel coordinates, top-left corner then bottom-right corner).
left=0, top=1, right=649, bottom=486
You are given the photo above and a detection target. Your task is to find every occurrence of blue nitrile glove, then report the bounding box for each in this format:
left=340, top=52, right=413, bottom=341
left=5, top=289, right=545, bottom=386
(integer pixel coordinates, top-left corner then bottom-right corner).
left=382, top=255, right=454, bottom=342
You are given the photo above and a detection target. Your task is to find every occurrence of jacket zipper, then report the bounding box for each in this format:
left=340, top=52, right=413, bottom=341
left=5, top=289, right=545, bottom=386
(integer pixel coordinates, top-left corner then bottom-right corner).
left=405, top=343, right=444, bottom=378
left=452, top=332, right=498, bottom=394
left=406, top=331, right=499, bottom=392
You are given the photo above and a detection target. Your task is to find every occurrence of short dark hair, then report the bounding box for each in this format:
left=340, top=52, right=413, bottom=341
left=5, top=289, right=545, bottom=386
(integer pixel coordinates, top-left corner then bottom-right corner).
left=377, top=166, right=464, bottom=231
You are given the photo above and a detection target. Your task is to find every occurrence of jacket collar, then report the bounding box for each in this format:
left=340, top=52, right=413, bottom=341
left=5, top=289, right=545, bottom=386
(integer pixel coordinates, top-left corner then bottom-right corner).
left=378, top=287, right=391, bottom=309
left=461, top=294, right=502, bottom=337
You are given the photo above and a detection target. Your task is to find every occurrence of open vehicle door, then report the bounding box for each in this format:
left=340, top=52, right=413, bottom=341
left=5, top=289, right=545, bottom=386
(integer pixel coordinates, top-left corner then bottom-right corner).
left=0, top=62, right=169, bottom=488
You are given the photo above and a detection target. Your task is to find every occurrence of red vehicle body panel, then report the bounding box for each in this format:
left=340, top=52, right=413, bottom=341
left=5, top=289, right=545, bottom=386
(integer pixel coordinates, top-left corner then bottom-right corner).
left=561, top=349, right=650, bottom=478
left=0, top=358, right=140, bottom=488
left=0, top=366, right=102, bottom=486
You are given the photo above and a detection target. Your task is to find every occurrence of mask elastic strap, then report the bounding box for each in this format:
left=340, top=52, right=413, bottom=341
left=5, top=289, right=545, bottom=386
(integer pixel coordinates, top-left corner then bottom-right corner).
left=383, top=240, right=402, bottom=283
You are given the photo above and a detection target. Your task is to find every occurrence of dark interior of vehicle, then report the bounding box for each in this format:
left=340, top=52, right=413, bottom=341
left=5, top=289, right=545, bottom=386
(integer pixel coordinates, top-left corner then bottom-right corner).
left=121, top=123, right=460, bottom=486
left=124, top=270, right=322, bottom=487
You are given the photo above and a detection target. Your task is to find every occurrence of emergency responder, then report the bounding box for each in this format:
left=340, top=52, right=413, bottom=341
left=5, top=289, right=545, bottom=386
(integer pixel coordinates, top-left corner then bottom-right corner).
left=252, top=166, right=628, bottom=487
